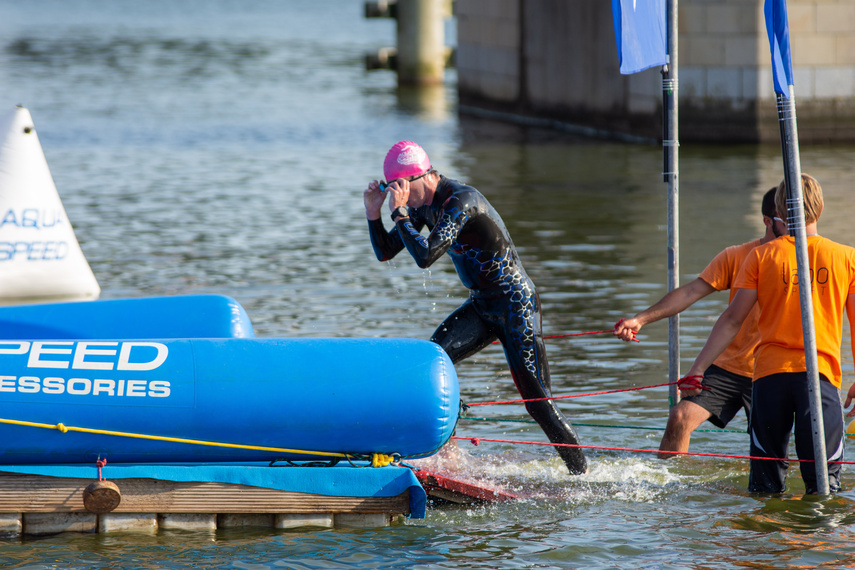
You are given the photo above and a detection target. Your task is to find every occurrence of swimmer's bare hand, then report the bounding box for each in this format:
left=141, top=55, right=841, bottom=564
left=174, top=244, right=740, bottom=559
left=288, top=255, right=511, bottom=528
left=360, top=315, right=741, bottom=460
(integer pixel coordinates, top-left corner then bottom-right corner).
left=364, top=180, right=386, bottom=220
left=386, top=178, right=410, bottom=211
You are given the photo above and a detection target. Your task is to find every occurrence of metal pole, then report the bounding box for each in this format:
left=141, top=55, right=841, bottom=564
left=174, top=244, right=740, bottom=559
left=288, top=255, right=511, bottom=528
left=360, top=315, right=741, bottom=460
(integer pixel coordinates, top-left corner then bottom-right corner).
left=664, top=0, right=680, bottom=406
left=777, top=87, right=829, bottom=494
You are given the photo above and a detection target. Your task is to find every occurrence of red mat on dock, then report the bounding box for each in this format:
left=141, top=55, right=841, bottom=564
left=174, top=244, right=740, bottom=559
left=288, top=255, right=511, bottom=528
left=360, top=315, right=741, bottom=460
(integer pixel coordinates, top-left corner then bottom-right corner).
left=411, top=469, right=519, bottom=504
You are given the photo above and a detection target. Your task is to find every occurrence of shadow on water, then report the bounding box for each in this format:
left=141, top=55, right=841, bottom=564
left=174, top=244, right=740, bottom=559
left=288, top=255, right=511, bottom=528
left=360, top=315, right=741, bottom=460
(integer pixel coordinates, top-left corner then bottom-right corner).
left=714, top=496, right=855, bottom=568
left=728, top=495, right=855, bottom=533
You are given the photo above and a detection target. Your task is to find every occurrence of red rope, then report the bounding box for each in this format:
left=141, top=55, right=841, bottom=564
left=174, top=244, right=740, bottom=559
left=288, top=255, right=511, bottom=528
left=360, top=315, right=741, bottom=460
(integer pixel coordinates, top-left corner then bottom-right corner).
left=546, top=330, right=620, bottom=340
left=490, top=328, right=633, bottom=345
left=96, top=458, right=107, bottom=481
left=489, top=320, right=643, bottom=345
left=546, top=330, right=615, bottom=340
left=465, top=381, right=673, bottom=407
left=451, top=436, right=855, bottom=465
left=465, top=376, right=709, bottom=408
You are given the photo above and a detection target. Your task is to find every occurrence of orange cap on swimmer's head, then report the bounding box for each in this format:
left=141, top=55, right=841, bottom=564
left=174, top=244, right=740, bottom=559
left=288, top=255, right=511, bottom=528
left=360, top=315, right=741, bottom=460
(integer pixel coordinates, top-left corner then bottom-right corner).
left=383, top=141, right=431, bottom=182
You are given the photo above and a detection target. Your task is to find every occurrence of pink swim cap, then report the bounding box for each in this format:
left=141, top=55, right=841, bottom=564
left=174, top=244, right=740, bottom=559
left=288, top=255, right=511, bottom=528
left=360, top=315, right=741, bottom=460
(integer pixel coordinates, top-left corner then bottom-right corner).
left=383, top=141, right=431, bottom=181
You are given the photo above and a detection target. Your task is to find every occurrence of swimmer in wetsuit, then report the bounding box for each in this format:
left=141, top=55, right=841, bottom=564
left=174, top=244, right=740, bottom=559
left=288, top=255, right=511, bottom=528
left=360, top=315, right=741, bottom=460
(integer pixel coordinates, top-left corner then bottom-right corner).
left=364, top=141, right=587, bottom=475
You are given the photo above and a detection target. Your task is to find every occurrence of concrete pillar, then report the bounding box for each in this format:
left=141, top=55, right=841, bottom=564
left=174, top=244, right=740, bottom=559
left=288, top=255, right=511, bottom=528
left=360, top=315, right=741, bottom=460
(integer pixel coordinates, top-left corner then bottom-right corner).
left=217, top=514, right=274, bottom=528
left=335, top=513, right=392, bottom=528
left=23, top=513, right=96, bottom=535
left=396, top=0, right=446, bottom=85
left=274, top=513, right=334, bottom=529
left=99, top=513, right=157, bottom=534
left=158, top=513, right=217, bottom=531
left=365, top=0, right=452, bottom=84
left=0, top=514, right=22, bottom=536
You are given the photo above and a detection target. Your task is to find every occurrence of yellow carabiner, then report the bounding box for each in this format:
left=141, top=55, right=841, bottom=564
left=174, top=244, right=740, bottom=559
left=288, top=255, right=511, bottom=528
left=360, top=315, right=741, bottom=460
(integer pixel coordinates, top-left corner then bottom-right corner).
left=370, top=453, right=395, bottom=468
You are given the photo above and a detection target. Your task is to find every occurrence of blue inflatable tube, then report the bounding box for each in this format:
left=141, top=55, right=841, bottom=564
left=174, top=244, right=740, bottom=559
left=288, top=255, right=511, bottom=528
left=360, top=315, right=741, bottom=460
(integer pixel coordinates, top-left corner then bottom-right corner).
left=0, top=295, right=254, bottom=339
left=0, top=337, right=458, bottom=464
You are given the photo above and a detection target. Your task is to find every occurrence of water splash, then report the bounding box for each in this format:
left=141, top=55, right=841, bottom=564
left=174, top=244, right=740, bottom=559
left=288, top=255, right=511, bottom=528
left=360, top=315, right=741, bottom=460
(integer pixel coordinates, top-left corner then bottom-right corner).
left=406, top=441, right=728, bottom=510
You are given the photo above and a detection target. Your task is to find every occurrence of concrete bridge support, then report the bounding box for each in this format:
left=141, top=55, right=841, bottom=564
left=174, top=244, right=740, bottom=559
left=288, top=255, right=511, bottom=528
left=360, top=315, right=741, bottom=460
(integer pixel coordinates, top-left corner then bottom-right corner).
left=455, top=0, right=855, bottom=143
left=366, top=0, right=454, bottom=86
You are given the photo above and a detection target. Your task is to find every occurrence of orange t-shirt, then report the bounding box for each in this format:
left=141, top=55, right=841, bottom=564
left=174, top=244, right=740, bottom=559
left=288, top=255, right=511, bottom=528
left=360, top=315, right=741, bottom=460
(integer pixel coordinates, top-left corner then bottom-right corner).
left=735, top=235, right=855, bottom=388
left=698, top=239, right=762, bottom=378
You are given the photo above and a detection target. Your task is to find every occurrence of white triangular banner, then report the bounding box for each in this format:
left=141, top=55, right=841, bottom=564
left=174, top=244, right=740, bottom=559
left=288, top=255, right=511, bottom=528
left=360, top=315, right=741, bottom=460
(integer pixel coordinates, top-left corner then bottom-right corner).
left=0, top=106, right=100, bottom=301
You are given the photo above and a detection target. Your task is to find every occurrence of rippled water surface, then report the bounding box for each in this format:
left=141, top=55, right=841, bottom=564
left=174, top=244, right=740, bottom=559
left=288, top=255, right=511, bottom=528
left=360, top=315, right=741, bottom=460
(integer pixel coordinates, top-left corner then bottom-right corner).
left=2, top=1, right=855, bottom=568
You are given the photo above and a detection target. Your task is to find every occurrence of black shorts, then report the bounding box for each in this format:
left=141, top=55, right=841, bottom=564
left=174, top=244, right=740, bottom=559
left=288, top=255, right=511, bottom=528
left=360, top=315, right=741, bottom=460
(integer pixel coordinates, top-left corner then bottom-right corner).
left=748, top=373, right=843, bottom=494
left=683, top=364, right=752, bottom=429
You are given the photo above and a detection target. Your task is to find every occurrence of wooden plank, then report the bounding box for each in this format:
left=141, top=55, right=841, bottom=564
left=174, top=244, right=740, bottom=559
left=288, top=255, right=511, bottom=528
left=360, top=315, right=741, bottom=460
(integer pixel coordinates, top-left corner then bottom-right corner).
left=0, top=475, right=409, bottom=515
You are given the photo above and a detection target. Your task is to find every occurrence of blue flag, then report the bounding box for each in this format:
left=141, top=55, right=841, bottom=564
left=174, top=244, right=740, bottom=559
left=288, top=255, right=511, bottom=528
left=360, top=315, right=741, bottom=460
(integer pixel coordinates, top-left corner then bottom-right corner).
left=764, top=0, right=794, bottom=98
left=611, top=0, right=667, bottom=75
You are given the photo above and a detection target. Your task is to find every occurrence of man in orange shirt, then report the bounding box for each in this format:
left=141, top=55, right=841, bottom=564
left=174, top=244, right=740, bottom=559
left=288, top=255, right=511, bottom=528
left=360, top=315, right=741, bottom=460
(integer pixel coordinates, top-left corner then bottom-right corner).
left=682, top=174, right=855, bottom=493
left=615, top=188, right=785, bottom=456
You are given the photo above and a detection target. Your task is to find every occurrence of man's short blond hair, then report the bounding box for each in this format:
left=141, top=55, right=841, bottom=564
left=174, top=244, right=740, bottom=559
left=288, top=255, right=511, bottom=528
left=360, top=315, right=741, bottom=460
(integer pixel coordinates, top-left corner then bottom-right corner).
left=775, top=173, right=824, bottom=225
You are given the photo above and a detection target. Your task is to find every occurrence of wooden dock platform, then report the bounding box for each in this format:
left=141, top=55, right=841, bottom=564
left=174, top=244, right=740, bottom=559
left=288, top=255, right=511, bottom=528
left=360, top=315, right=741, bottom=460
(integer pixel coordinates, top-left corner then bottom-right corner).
left=0, top=473, right=411, bottom=536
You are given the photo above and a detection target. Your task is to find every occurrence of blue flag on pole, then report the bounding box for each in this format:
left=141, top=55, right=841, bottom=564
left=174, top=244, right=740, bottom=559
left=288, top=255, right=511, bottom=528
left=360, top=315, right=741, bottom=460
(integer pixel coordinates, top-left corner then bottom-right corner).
left=611, top=0, right=667, bottom=75
left=764, top=0, right=794, bottom=98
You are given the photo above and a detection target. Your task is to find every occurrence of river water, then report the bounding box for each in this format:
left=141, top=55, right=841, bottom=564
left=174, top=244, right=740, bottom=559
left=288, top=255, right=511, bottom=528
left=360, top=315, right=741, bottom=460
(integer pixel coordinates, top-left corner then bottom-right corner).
left=2, top=1, right=855, bottom=568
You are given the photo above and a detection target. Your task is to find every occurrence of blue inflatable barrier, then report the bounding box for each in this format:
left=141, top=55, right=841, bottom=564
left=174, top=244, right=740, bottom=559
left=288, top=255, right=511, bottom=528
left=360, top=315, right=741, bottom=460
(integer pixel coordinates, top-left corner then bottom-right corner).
left=0, top=295, right=254, bottom=340
left=0, top=337, right=459, bottom=464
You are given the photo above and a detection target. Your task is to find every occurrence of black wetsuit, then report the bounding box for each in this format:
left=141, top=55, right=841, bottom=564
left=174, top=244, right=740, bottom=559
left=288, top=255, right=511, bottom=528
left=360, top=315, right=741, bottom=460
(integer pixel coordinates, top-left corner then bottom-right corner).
left=368, top=176, right=587, bottom=474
